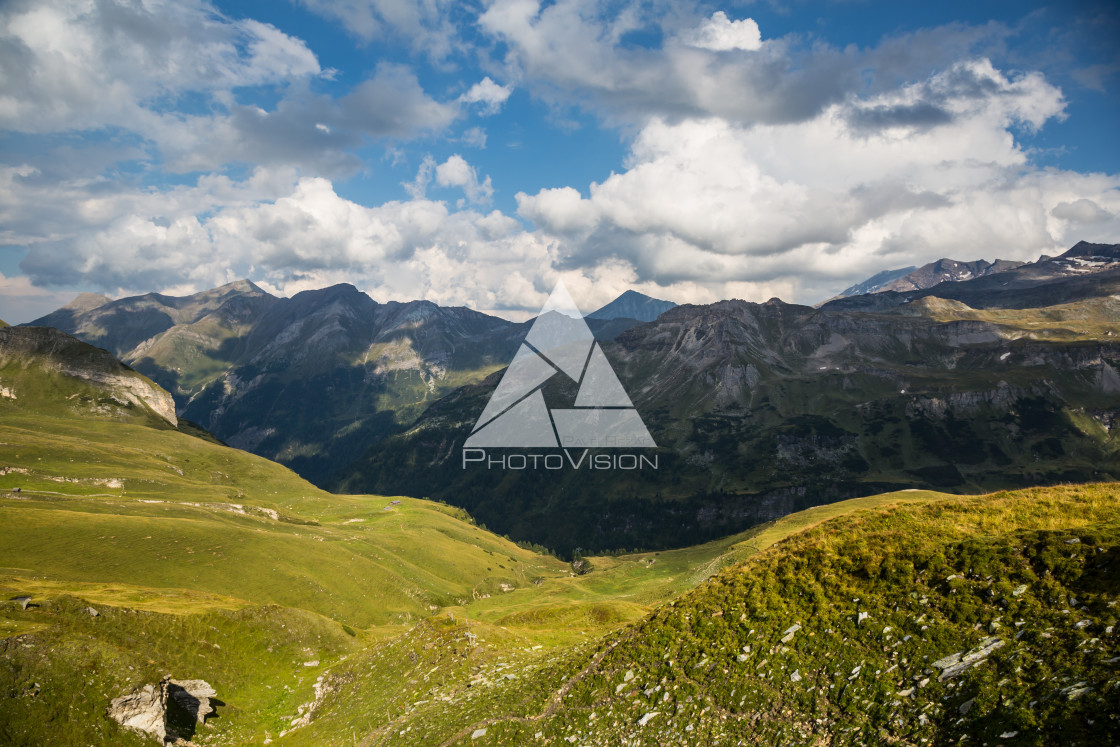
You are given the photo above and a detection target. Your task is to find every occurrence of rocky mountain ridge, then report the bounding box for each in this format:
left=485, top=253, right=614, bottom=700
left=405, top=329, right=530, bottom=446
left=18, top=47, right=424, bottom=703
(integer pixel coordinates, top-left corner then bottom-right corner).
left=835, top=258, right=1023, bottom=299
left=337, top=244, right=1120, bottom=550
left=0, top=325, right=177, bottom=426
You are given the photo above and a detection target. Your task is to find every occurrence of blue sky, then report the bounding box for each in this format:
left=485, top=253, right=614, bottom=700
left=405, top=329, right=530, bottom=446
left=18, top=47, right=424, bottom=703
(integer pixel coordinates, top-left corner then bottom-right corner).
left=1, top=0, right=1118, bottom=323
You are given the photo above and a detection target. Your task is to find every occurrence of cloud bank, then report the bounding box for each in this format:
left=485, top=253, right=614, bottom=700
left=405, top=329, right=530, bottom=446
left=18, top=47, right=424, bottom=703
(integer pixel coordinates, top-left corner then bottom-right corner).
left=1, top=0, right=1118, bottom=323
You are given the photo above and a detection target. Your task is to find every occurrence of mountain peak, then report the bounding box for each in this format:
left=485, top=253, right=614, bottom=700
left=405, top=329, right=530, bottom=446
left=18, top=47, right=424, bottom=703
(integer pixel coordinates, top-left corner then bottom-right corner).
left=214, top=278, right=266, bottom=295
left=1062, top=240, right=1120, bottom=259
left=586, top=290, right=676, bottom=322
left=63, top=291, right=113, bottom=312
left=833, top=257, right=1023, bottom=300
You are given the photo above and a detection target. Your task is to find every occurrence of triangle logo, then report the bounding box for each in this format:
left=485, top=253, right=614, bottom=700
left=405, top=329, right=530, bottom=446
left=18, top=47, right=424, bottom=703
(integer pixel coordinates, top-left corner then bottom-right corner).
left=465, top=281, right=656, bottom=449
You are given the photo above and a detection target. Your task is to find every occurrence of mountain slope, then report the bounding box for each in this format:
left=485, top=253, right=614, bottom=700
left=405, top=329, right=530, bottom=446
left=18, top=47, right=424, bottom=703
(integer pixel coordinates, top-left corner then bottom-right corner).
left=587, top=290, right=677, bottom=322
left=27, top=282, right=525, bottom=485
left=0, top=330, right=569, bottom=745
left=834, top=265, right=916, bottom=297
left=0, top=327, right=822, bottom=745
left=27, top=284, right=666, bottom=486
left=0, top=325, right=177, bottom=426
left=825, top=241, right=1120, bottom=312
left=267, top=483, right=1120, bottom=746
left=443, top=483, right=1120, bottom=746
left=337, top=288, right=1120, bottom=552
left=26, top=280, right=273, bottom=360
left=170, top=283, right=523, bottom=484
left=2, top=339, right=1115, bottom=745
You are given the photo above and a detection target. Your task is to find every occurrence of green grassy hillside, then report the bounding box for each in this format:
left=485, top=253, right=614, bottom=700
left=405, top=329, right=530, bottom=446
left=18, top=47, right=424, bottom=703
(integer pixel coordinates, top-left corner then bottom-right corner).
left=0, top=328, right=760, bottom=744
left=446, top=483, right=1120, bottom=746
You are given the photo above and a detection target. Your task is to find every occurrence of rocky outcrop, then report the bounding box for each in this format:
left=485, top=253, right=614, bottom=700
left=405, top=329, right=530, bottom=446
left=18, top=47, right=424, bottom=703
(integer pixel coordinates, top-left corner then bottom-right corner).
left=60, top=364, right=177, bottom=425
left=107, top=676, right=216, bottom=744
left=0, top=326, right=177, bottom=425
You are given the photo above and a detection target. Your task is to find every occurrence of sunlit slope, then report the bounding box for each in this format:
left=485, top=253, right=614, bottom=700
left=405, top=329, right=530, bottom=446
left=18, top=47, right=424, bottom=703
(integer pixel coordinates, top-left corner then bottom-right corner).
left=465, top=483, right=1120, bottom=746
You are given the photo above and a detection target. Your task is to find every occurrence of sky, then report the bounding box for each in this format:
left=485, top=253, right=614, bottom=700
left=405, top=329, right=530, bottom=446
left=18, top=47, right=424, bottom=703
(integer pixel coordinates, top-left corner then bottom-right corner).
left=1, top=0, right=1118, bottom=324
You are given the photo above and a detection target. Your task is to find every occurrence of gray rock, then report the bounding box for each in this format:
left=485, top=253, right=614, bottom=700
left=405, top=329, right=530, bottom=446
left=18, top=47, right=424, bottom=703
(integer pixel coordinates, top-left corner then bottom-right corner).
left=932, top=637, right=1005, bottom=681
left=86, top=607, right=99, bottom=617
left=108, top=683, right=167, bottom=743
left=107, top=676, right=217, bottom=743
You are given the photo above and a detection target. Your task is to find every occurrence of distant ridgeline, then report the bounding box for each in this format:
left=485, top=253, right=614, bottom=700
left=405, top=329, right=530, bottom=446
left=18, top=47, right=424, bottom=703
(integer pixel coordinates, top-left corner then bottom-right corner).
left=26, top=242, right=1120, bottom=553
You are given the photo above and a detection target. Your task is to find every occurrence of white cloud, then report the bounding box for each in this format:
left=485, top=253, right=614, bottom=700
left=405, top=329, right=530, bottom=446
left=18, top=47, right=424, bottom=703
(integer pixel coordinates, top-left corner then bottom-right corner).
left=293, top=0, right=458, bottom=60
left=679, top=11, right=761, bottom=52
left=8, top=54, right=1120, bottom=316
left=517, top=59, right=1120, bottom=301
left=460, top=126, right=488, bottom=148
left=2, top=2, right=1117, bottom=318
left=476, top=0, right=1015, bottom=127
left=0, top=1, right=459, bottom=178
left=435, top=155, right=493, bottom=205
left=0, top=0, right=321, bottom=134
left=459, top=77, right=512, bottom=115
left=406, top=154, right=493, bottom=206
left=1051, top=198, right=1113, bottom=223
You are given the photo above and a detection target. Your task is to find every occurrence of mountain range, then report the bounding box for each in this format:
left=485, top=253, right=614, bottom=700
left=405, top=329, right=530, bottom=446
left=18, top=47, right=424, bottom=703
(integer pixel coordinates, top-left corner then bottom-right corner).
left=833, top=258, right=1024, bottom=299
left=337, top=241, right=1120, bottom=550
left=24, top=241, right=1120, bottom=552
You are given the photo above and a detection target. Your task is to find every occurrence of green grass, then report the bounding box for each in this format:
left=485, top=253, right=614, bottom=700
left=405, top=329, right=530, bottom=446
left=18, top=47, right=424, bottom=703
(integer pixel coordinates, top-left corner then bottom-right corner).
left=461, top=483, right=1120, bottom=746
left=903, top=295, right=1120, bottom=340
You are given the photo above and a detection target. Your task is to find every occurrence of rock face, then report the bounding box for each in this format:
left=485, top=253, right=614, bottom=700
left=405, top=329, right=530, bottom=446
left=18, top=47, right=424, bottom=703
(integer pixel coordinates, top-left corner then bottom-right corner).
left=107, top=677, right=217, bottom=744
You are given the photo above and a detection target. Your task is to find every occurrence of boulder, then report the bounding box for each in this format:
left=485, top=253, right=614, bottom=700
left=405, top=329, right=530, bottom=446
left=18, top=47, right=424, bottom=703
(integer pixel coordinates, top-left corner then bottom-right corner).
left=108, top=676, right=217, bottom=743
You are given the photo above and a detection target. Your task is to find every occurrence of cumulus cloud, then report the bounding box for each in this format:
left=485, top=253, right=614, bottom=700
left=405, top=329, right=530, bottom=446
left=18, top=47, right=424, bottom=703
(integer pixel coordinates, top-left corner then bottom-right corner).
left=517, top=58, right=1120, bottom=300
left=460, top=77, right=513, bottom=115
left=294, top=0, right=458, bottom=60
left=435, top=155, right=494, bottom=205
left=2, top=0, right=1118, bottom=319
left=405, top=154, right=493, bottom=205
left=0, top=0, right=460, bottom=177
left=1051, top=198, right=1113, bottom=223
left=679, top=11, right=761, bottom=52
left=0, top=0, right=321, bottom=133
left=476, top=0, right=1017, bottom=127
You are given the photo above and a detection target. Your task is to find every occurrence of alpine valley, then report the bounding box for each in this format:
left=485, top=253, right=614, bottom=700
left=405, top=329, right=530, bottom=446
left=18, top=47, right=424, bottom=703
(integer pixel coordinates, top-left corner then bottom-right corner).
left=2, top=240, right=1118, bottom=746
